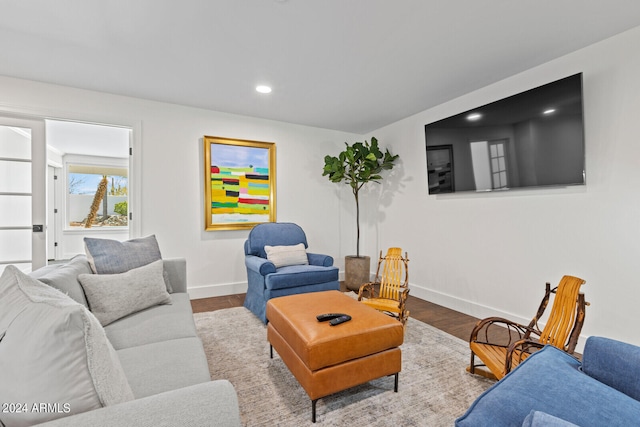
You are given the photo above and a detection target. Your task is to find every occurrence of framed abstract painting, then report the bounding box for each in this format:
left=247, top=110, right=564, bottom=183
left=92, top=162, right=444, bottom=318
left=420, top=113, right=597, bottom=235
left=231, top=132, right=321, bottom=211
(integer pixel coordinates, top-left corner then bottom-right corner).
left=204, top=136, right=276, bottom=231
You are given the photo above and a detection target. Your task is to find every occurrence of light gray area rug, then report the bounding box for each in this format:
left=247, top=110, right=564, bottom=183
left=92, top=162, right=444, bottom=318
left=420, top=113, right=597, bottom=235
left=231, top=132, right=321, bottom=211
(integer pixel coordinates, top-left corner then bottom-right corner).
left=194, top=307, right=494, bottom=426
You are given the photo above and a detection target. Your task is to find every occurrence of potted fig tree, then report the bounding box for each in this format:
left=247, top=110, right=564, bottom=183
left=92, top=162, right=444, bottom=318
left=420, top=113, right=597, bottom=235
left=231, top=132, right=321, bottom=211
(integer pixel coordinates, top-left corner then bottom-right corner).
left=322, top=137, right=399, bottom=291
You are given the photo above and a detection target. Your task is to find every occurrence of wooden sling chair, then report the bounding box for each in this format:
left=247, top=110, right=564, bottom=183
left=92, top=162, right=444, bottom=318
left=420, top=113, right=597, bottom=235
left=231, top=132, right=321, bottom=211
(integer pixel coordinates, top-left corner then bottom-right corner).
left=357, top=247, right=410, bottom=325
left=468, top=275, right=587, bottom=380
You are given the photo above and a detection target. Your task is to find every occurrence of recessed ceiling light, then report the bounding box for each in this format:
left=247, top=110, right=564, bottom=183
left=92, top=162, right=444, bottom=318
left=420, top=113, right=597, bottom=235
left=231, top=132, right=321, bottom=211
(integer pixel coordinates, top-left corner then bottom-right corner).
left=256, top=85, right=272, bottom=94
left=466, top=112, right=482, bottom=121
left=543, top=108, right=556, bottom=115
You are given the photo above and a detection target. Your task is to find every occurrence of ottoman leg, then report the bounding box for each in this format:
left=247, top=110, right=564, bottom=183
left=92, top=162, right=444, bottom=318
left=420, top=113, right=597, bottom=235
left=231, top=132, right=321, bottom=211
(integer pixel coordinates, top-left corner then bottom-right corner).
left=312, top=399, right=318, bottom=423
left=394, top=373, right=399, bottom=392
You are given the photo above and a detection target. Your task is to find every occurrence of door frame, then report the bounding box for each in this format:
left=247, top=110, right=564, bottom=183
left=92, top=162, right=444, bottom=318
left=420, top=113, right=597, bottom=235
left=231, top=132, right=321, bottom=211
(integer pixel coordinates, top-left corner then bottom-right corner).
left=0, top=106, right=141, bottom=266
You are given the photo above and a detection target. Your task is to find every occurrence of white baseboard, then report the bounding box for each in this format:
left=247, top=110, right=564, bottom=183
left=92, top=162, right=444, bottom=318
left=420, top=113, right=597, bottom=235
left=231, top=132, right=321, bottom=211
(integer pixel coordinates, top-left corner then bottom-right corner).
left=338, top=270, right=374, bottom=283
left=408, top=282, right=587, bottom=353
left=186, top=277, right=587, bottom=352
left=188, top=281, right=248, bottom=300
left=408, top=282, right=530, bottom=326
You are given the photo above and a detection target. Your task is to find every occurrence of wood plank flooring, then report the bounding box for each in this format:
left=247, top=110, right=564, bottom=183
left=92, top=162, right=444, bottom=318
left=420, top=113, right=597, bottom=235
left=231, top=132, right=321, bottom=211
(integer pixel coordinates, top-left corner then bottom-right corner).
left=191, top=290, right=480, bottom=342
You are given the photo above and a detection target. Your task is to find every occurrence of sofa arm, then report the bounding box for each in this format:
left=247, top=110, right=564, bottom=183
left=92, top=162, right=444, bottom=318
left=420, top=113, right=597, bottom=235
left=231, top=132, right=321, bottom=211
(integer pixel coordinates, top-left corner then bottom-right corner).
left=307, top=252, right=334, bottom=267
left=582, top=336, right=640, bottom=401
left=245, top=254, right=276, bottom=276
left=163, top=258, right=187, bottom=293
left=37, top=380, right=240, bottom=427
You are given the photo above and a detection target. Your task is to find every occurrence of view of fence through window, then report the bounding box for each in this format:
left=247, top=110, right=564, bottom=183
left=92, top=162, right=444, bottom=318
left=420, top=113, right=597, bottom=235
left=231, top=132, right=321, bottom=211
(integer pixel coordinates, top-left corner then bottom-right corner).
left=67, top=164, right=128, bottom=228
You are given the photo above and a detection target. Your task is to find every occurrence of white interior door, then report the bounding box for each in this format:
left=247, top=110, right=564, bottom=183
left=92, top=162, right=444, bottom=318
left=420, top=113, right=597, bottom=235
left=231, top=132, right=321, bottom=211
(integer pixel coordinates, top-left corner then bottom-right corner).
left=0, top=117, right=46, bottom=274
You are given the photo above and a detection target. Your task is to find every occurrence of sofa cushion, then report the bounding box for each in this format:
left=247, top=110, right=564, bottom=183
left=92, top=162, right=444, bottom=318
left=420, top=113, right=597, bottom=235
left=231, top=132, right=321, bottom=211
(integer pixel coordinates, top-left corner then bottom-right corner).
left=264, top=243, right=309, bottom=268
left=105, top=293, right=198, bottom=350
left=116, top=337, right=212, bottom=398
left=29, top=254, right=92, bottom=307
left=456, top=345, right=640, bottom=427
left=0, top=266, right=134, bottom=426
left=84, top=234, right=172, bottom=292
left=36, top=381, right=241, bottom=427
left=265, top=264, right=339, bottom=290
left=78, top=260, right=172, bottom=326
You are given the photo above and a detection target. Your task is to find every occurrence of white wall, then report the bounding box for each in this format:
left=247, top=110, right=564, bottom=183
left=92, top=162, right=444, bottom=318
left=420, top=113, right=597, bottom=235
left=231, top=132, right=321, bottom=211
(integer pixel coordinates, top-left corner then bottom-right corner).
left=366, top=26, right=640, bottom=347
left=2, top=25, right=639, bottom=348
left=0, top=76, right=358, bottom=297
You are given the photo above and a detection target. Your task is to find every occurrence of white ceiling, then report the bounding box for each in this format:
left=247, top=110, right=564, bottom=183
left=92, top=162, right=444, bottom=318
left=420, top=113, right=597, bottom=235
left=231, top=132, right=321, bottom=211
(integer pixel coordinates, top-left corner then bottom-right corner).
left=2, top=1, right=640, bottom=134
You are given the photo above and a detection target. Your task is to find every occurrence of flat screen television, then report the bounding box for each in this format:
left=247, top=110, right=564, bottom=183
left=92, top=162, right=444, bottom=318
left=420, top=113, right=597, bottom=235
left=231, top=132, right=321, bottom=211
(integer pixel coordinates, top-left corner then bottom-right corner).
left=425, top=73, right=585, bottom=194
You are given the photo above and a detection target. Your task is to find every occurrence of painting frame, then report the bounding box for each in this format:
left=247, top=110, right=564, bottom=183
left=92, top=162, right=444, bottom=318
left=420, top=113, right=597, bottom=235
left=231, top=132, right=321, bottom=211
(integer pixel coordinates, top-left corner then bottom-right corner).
left=204, top=135, right=276, bottom=231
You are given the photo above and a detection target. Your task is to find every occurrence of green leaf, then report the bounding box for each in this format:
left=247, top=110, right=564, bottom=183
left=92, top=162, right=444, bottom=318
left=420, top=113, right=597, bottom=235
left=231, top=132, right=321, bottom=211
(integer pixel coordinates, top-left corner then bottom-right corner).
left=322, top=137, right=398, bottom=196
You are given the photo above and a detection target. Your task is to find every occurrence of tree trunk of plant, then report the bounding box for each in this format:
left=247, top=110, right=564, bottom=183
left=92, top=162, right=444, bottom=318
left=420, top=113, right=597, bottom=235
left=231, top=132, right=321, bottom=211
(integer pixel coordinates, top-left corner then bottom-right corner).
left=354, top=188, right=360, bottom=257
left=85, top=175, right=108, bottom=228
left=102, top=191, right=108, bottom=220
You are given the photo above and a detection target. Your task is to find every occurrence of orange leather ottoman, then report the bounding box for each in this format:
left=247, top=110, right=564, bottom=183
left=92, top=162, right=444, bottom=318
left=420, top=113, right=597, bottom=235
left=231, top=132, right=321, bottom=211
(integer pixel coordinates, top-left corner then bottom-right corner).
left=266, top=290, right=404, bottom=422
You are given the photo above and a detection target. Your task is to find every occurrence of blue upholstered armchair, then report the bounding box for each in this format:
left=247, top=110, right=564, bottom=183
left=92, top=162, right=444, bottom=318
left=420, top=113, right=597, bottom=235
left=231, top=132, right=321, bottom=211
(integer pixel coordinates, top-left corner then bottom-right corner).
left=243, top=222, right=340, bottom=323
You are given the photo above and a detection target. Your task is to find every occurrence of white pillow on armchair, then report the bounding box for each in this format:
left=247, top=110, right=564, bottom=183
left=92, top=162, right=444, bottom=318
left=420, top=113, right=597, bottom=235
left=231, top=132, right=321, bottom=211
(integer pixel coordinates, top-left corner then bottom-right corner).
left=264, top=243, right=309, bottom=268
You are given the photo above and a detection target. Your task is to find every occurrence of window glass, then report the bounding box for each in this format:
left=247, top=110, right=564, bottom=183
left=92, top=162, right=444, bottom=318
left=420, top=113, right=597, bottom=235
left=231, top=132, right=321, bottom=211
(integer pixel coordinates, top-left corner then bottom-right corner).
left=0, top=195, right=31, bottom=226
left=67, top=164, right=128, bottom=228
left=0, top=230, right=31, bottom=263
left=0, top=160, right=31, bottom=193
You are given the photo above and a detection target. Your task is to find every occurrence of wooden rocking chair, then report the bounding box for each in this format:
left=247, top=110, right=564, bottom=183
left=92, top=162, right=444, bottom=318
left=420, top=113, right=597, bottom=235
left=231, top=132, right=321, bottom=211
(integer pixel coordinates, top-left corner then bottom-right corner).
left=358, top=248, right=410, bottom=325
left=468, top=275, right=587, bottom=380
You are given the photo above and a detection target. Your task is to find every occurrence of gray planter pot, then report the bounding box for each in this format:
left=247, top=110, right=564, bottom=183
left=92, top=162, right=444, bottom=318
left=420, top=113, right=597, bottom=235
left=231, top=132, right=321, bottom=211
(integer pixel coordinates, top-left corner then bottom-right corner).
left=344, top=255, right=371, bottom=292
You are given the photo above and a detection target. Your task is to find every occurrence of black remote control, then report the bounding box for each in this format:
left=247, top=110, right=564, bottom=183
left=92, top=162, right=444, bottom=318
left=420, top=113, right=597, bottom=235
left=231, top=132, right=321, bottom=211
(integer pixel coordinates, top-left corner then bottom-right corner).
left=329, top=315, right=352, bottom=326
left=316, top=313, right=346, bottom=322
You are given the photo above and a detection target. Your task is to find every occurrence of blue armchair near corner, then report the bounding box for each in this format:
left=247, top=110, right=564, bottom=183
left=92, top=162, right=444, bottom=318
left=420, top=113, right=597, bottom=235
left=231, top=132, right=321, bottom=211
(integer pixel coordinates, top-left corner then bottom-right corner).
left=243, top=222, right=340, bottom=323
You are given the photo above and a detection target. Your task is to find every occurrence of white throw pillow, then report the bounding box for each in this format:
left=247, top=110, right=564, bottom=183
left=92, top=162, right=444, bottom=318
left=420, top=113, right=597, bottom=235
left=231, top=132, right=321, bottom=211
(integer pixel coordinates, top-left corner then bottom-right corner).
left=78, top=259, right=172, bottom=326
left=264, top=243, right=309, bottom=268
left=0, top=266, right=134, bottom=426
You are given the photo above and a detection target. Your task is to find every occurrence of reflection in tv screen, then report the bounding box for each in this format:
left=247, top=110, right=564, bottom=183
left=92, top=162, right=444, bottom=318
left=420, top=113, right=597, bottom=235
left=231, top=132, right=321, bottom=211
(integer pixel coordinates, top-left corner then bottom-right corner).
left=425, top=73, right=585, bottom=195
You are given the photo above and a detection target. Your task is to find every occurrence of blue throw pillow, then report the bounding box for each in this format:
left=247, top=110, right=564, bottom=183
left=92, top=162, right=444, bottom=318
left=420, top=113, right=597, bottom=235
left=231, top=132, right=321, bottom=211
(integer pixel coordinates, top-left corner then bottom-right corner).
left=84, top=235, right=172, bottom=292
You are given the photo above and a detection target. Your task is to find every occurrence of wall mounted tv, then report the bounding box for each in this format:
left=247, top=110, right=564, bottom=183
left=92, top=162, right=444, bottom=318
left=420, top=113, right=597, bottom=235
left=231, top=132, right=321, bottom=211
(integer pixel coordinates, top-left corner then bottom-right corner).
left=425, top=73, right=585, bottom=195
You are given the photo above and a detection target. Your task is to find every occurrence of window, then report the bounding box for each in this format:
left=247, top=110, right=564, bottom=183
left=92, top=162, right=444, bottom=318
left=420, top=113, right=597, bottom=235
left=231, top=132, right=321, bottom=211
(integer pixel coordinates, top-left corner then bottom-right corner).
left=67, top=163, right=128, bottom=229
left=470, top=139, right=509, bottom=191
left=489, top=141, right=508, bottom=190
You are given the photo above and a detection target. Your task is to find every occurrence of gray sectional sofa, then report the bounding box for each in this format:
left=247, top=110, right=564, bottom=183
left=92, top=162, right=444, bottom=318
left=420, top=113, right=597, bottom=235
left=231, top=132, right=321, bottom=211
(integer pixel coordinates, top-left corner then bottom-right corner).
left=0, top=253, right=241, bottom=427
